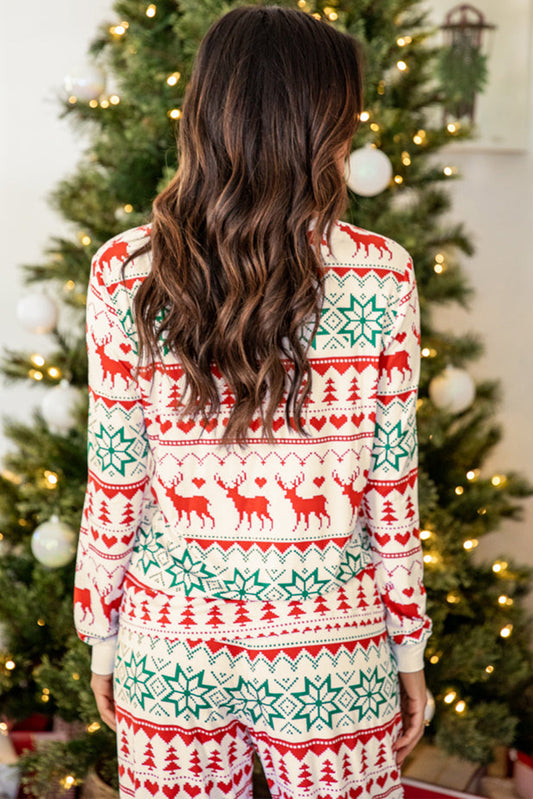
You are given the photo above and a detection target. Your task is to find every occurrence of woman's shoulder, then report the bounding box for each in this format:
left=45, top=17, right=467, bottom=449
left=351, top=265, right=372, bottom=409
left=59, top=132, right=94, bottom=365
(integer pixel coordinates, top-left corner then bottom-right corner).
left=326, top=219, right=412, bottom=280
left=90, top=223, right=152, bottom=297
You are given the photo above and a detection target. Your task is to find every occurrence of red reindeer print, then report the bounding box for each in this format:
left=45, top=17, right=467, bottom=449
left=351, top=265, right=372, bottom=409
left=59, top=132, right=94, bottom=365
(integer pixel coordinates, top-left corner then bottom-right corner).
left=381, top=350, right=412, bottom=383
left=160, top=473, right=215, bottom=527
left=214, top=473, right=273, bottom=529
left=99, top=585, right=122, bottom=622
left=275, top=473, right=331, bottom=530
left=98, top=240, right=130, bottom=278
left=382, top=582, right=420, bottom=621
left=91, top=331, right=133, bottom=388
left=337, top=222, right=394, bottom=261
left=332, top=468, right=368, bottom=521
left=74, top=586, right=95, bottom=624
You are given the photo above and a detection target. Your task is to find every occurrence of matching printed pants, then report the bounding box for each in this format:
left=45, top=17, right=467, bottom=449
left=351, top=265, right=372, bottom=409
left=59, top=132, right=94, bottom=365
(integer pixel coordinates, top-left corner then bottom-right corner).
left=113, top=568, right=404, bottom=799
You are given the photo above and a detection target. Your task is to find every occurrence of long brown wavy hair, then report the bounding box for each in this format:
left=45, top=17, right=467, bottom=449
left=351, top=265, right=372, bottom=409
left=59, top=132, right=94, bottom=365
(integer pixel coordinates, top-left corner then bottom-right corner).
left=122, top=4, right=364, bottom=444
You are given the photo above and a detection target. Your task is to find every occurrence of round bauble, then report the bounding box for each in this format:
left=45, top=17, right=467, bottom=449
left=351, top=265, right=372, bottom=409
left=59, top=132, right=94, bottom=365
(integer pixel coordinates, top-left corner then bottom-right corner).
left=16, top=293, right=58, bottom=334
left=64, top=64, right=106, bottom=102
left=429, top=365, right=476, bottom=414
left=41, top=380, right=81, bottom=434
left=425, top=688, right=436, bottom=724
left=345, top=144, right=393, bottom=197
left=31, top=515, right=76, bottom=568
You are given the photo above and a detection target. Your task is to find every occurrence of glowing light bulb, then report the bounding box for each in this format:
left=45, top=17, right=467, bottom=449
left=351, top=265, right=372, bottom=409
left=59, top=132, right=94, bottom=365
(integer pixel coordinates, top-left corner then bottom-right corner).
left=68, top=96, right=77, bottom=104
left=37, top=618, right=46, bottom=626
left=100, top=99, right=110, bottom=109
left=47, top=366, right=61, bottom=379
left=500, top=624, right=513, bottom=638
left=167, top=72, right=181, bottom=86
left=110, top=95, right=121, bottom=105
left=29, top=369, right=44, bottom=381
left=89, top=99, right=98, bottom=108
left=466, top=469, right=479, bottom=481
left=463, top=539, right=478, bottom=550
left=447, top=122, right=459, bottom=133
left=413, top=135, right=423, bottom=145
left=401, top=152, right=411, bottom=166
left=444, top=691, right=456, bottom=704
left=455, top=486, right=464, bottom=496
left=64, top=280, right=75, bottom=291
left=485, top=665, right=494, bottom=674
left=446, top=592, right=460, bottom=604
left=443, top=166, right=454, bottom=176
left=396, top=60, right=408, bottom=71
left=5, top=660, right=15, bottom=670
left=87, top=721, right=101, bottom=733
left=31, top=354, right=45, bottom=367
left=360, top=111, right=370, bottom=122
left=434, top=263, right=444, bottom=274
left=168, top=108, right=181, bottom=119
left=370, top=122, right=380, bottom=132
left=44, top=470, right=59, bottom=487
left=455, top=700, right=466, bottom=713
left=146, top=3, right=156, bottom=15
left=430, top=655, right=439, bottom=664
left=421, top=347, right=430, bottom=357
left=72, top=672, right=80, bottom=680
left=394, top=175, right=403, bottom=184
left=420, top=530, right=432, bottom=540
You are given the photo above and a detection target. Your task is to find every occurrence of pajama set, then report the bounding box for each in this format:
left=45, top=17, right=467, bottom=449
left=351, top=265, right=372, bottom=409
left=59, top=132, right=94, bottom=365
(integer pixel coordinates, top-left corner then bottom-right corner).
left=74, top=218, right=432, bottom=799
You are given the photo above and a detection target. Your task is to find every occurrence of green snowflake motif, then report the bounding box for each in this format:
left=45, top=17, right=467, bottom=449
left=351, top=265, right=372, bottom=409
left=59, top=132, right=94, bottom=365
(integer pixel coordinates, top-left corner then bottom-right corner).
left=121, top=652, right=155, bottom=710
left=349, top=668, right=387, bottom=721
left=335, top=551, right=363, bottom=583
left=161, top=663, right=216, bottom=718
left=372, top=421, right=410, bottom=470
left=293, top=675, right=344, bottom=731
left=222, top=569, right=270, bottom=599
left=280, top=568, right=330, bottom=600
left=226, top=677, right=283, bottom=725
left=93, top=424, right=137, bottom=475
left=338, top=296, right=386, bottom=346
left=306, top=305, right=332, bottom=351
left=167, top=549, right=216, bottom=592
left=133, top=527, right=165, bottom=575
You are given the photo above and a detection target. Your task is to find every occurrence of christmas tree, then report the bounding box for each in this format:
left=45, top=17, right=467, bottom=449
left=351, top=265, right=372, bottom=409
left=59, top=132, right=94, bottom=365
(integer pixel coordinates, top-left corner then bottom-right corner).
left=1, top=0, right=532, bottom=793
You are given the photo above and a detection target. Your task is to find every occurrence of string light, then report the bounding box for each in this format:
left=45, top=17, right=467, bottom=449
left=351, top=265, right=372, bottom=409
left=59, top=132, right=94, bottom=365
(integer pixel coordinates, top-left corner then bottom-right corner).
left=377, top=81, right=385, bottom=95
left=447, top=122, right=460, bottom=134
left=61, top=776, right=76, bottom=789
left=413, top=129, right=427, bottom=145
left=455, top=700, right=466, bottom=713
left=396, top=60, right=408, bottom=72
left=423, top=553, right=439, bottom=565
left=463, top=539, right=478, bottom=550
left=89, top=99, right=98, bottom=109
left=420, top=529, right=432, bottom=540
left=72, top=672, right=80, bottom=680
left=110, top=22, right=129, bottom=37
left=446, top=592, right=461, bottom=604
left=477, top=507, right=487, bottom=516
left=430, top=654, right=440, bottom=664
left=485, top=665, right=494, bottom=674
left=37, top=618, right=46, bottom=626
left=443, top=166, right=456, bottom=176
left=64, top=280, right=75, bottom=291
left=100, top=99, right=110, bottom=109
left=28, top=369, right=43, bottom=381
left=5, top=660, right=15, bottom=670
left=167, top=72, right=181, bottom=86
left=0, top=722, right=7, bottom=732
left=370, top=122, right=380, bottom=132
left=47, top=366, right=62, bottom=379
left=312, top=13, right=321, bottom=20
left=491, top=474, right=506, bottom=487
left=109, top=95, right=121, bottom=105
left=500, top=624, right=513, bottom=638
left=168, top=109, right=182, bottom=119
left=492, top=560, right=508, bottom=574
left=444, top=691, right=456, bottom=704
left=146, top=3, right=157, bottom=16
left=455, top=486, right=464, bottom=496
left=397, top=36, right=412, bottom=46
left=297, top=0, right=306, bottom=6
left=31, top=354, right=45, bottom=367
left=401, top=151, right=411, bottom=166
left=360, top=111, right=370, bottom=122
left=498, top=595, right=514, bottom=607
left=44, top=470, right=59, bottom=488
left=41, top=692, right=50, bottom=703
left=68, top=95, right=77, bottom=104
left=394, top=175, right=403, bottom=184
left=434, top=262, right=445, bottom=274
left=323, top=6, right=338, bottom=20
left=466, top=469, right=480, bottom=481
left=87, top=721, right=101, bottom=733
left=421, top=348, right=431, bottom=357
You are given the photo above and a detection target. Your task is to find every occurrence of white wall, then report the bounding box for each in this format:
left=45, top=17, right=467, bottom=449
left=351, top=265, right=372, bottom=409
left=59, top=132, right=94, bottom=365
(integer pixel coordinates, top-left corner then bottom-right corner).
left=1, top=2, right=532, bottom=603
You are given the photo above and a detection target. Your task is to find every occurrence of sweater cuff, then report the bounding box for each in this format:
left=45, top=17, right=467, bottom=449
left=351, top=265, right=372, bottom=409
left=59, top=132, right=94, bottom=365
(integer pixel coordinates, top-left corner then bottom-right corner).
left=91, top=636, right=118, bottom=675
left=391, top=640, right=427, bottom=672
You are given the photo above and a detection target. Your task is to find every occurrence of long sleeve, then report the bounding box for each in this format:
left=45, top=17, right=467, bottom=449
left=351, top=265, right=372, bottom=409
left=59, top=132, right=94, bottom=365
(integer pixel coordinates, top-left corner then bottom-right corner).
left=74, top=239, right=151, bottom=674
left=361, top=251, right=432, bottom=672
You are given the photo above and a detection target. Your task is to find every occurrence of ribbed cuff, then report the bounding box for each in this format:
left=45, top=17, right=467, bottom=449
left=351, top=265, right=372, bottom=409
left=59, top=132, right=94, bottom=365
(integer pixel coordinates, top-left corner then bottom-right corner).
left=91, top=636, right=118, bottom=675
left=391, top=640, right=427, bottom=672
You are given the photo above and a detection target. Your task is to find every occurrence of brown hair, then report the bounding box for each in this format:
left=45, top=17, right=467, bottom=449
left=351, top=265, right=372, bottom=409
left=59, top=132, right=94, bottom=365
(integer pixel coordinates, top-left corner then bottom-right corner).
left=123, top=4, right=364, bottom=444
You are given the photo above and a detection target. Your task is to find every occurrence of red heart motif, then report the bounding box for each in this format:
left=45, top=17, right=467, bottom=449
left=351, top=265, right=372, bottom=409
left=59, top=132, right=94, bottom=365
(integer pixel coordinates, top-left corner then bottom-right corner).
left=352, top=413, right=364, bottom=426
left=368, top=411, right=376, bottom=423
left=145, top=781, right=158, bottom=796
left=396, top=332, right=407, bottom=343
left=192, top=477, right=205, bottom=488
left=349, top=788, right=363, bottom=799
left=255, top=477, right=267, bottom=487
left=313, top=476, right=325, bottom=487
left=272, top=418, right=284, bottom=431
left=395, top=532, right=410, bottom=546
left=374, top=533, right=390, bottom=547
left=163, top=785, right=180, bottom=798
left=402, top=587, right=414, bottom=597
left=377, top=774, right=387, bottom=787
left=118, top=765, right=125, bottom=777
left=200, top=418, right=217, bottom=432
left=331, top=414, right=347, bottom=429
left=310, top=416, right=326, bottom=430
left=121, top=533, right=133, bottom=545
left=160, top=419, right=172, bottom=434
left=391, top=770, right=399, bottom=781
left=366, top=779, right=374, bottom=792
left=249, top=418, right=261, bottom=432
left=232, top=769, right=243, bottom=785
left=205, top=782, right=214, bottom=794
left=183, top=784, right=201, bottom=797
left=120, top=342, right=132, bottom=354
left=177, top=419, right=195, bottom=433
left=102, top=534, right=117, bottom=548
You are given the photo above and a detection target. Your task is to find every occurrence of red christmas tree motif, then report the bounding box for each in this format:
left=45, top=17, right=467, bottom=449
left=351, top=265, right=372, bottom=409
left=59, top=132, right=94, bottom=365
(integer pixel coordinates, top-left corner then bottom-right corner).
left=227, top=740, right=238, bottom=768
left=356, top=582, right=369, bottom=609
left=347, top=375, right=360, bottom=402
left=405, top=496, right=416, bottom=520
left=360, top=744, right=369, bottom=774
left=142, top=741, right=156, bottom=769
left=206, top=604, right=224, bottom=627
left=180, top=603, right=196, bottom=628
left=157, top=600, right=171, bottom=627
left=99, top=498, right=111, bottom=524
left=376, top=742, right=387, bottom=767
left=164, top=743, right=179, bottom=772
left=121, top=501, right=135, bottom=526
left=323, top=376, right=338, bottom=404
left=382, top=499, right=397, bottom=524
left=260, top=601, right=279, bottom=622
left=207, top=749, right=224, bottom=772
left=221, top=385, right=235, bottom=406
left=287, top=599, right=305, bottom=617
left=234, top=599, right=252, bottom=624
left=140, top=599, right=151, bottom=622
left=336, top=585, right=352, bottom=612
left=190, top=749, right=203, bottom=777
left=320, top=759, right=336, bottom=786
left=120, top=729, right=130, bottom=758
left=166, top=383, right=181, bottom=409
left=342, top=752, right=354, bottom=780
left=278, top=757, right=290, bottom=785
left=297, top=762, right=314, bottom=790
left=314, top=594, right=330, bottom=614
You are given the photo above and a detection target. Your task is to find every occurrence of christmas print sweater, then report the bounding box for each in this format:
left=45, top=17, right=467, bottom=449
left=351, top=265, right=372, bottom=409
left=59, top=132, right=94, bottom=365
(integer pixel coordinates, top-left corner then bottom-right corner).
left=74, top=220, right=432, bottom=675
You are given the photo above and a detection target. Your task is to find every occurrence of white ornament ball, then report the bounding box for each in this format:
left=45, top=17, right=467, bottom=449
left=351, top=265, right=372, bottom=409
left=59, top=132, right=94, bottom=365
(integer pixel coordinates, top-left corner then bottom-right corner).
left=345, top=144, right=393, bottom=197
left=31, top=515, right=76, bottom=568
left=425, top=688, right=436, bottom=724
left=429, top=365, right=476, bottom=414
left=16, top=293, right=58, bottom=334
left=41, top=380, right=81, bottom=434
left=64, top=64, right=106, bottom=102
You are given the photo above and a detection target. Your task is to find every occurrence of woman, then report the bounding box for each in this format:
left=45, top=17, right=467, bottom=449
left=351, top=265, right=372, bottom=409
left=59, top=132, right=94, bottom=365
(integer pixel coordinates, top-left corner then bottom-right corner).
left=74, top=5, right=432, bottom=798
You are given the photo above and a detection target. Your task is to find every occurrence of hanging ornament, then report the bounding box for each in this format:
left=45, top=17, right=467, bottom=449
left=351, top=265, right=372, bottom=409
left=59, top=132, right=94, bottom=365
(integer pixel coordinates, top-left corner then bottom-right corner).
left=16, top=293, right=58, bottom=334
left=429, top=365, right=476, bottom=413
left=345, top=144, right=393, bottom=197
left=63, top=65, right=106, bottom=102
left=31, top=515, right=76, bottom=568
left=41, top=381, right=81, bottom=434
left=425, top=688, right=436, bottom=724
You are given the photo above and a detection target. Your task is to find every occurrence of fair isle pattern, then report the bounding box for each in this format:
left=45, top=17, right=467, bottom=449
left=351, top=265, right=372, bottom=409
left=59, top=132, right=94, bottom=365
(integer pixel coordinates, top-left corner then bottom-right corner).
left=113, top=572, right=403, bottom=798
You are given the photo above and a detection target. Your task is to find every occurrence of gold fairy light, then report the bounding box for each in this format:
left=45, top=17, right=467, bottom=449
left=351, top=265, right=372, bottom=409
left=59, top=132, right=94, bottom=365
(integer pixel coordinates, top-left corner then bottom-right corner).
left=420, top=529, right=432, bottom=540
left=146, top=3, right=157, bottom=16
left=87, top=721, right=101, bottom=733
left=29, top=369, right=44, bottom=381
left=360, top=111, right=370, bottom=122
left=401, top=151, right=411, bottom=166
left=447, top=122, right=459, bottom=134
left=466, top=469, right=480, bottom=481
left=500, top=624, right=513, bottom=639
left=394, top=175, right=403, bottom=184
left=370, top=122, right=380, bottom=132
left=421, top=347, right=430, bottom=357
left=167, top=72, right=181, bottom=86
left=396, top=60, right=408, bottom=72
left=100, top=99, right=110, bottom=109
left=168, top=108, right=181, bottom=119
left=444, top=691, right=456, bottom=704
left=89, top=99, right=98, bottom=108
left=463, top=539, right=478, bottom=550
left=31, top=354, right=45, bottom=367
left=5, top=660, right=15, bottom=671
left=455, top=700, right=466, bottom=713
left=446, top=592, right=460, bottom=604
left=72, top=672, right=80, bottom=680
left=491, top=474, right=506, bottom=487
left=312, top=12, right=322, bottom=20
left=485, top=665, right=494, bottom=674
left=492, top=560, right=508, bottom=574
left=37, top=618, right=46, bottom=626
left=443, top=166, right=455, bottom=176
left=47, top=366, right=61, bottom=379
left=44, top=470, right=59, bottom=488
left=64, top=280, right=75, bottom=291
left=110, top=95, right=121, bottom=105
left=67, top=96, right=77, bottom=105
